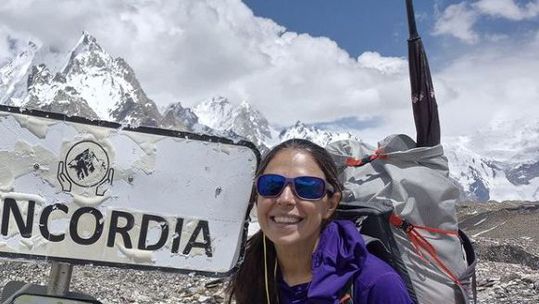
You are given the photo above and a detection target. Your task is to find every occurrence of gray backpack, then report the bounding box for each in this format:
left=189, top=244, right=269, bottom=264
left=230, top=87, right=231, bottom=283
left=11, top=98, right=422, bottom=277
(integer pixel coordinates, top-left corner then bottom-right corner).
left=326, top=134, right=476, bottom=304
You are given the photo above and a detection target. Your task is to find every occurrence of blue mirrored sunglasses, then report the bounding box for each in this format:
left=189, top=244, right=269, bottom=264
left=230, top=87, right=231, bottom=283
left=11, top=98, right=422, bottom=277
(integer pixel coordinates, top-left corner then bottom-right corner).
left=256, top=174, right=334, bottom=201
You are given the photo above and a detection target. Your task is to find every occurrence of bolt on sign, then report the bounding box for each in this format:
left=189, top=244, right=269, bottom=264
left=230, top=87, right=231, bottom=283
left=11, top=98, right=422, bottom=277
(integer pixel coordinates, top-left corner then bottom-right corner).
left=0, top=105, right=260, bottom=276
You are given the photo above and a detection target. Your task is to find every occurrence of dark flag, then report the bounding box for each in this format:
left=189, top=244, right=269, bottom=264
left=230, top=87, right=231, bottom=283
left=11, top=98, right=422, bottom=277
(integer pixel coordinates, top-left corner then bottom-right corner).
left=406, top=0, right=440, bottom=147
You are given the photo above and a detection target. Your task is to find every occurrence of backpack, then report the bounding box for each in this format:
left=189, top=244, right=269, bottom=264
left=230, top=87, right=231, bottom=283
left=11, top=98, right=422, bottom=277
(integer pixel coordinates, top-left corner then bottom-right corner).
left=326, top=134, right=477, bottom=304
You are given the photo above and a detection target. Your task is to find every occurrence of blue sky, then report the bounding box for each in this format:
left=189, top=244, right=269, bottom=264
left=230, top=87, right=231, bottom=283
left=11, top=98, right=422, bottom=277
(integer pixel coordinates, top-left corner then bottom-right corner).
left=244, top=0, right=539, bottom=66
left=1, top=0, right=539, bottom=142
left=244, top=0, right=424, bottom=58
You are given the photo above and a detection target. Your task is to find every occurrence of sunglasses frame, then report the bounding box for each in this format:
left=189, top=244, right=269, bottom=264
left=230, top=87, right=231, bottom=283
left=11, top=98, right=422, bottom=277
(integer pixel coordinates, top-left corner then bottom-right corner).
left=255, top=174, right=335, bottom=201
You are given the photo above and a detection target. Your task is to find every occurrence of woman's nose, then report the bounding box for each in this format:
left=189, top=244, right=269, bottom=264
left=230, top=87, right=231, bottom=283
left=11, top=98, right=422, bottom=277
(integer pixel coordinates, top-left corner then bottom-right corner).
left=276, top=185, right=296, bottom=206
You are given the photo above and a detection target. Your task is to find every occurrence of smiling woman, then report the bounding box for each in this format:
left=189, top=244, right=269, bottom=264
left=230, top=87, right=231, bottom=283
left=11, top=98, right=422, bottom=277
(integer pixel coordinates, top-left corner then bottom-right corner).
left=226, top=138, right=412, bottom=304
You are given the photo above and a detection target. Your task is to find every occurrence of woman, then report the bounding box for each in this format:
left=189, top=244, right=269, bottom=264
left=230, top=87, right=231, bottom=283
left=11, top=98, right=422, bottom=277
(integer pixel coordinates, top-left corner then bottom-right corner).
left=227, top=139, right=412, bottom=303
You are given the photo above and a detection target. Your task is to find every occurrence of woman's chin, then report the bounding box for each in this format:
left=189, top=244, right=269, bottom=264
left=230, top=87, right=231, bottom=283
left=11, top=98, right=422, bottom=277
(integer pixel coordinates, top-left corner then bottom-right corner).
left=262, top=223, right=298, bottom=243
left=266, top=227, right=314, bottom=248
left=268, top=233, right=302, bottom=247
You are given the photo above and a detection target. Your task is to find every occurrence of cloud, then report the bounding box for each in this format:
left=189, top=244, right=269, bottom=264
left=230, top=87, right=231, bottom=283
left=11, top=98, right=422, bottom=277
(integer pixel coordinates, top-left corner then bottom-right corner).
left=0, top=26, right=14, bottom=64
left=473, top=0, right=539, bottom=20
left=433, top=1, right=539, bottom=43
left=430, top=1, right=539, bottom=138
left=0, top=24, right=39, bottom=64
left=433, top=2, right=480, bottom=44
left=357, top=52, right=408, bottom=75
left=434, top=32, right=539, bottom=136
left=0, top=0, right=416, bottom=139
left=1, top=0, right=538, bottom=143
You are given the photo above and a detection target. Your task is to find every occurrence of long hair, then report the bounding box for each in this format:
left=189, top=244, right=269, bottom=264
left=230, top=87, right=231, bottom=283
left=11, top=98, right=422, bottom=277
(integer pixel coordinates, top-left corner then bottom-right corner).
left=226, top=138, right=343, bottom=304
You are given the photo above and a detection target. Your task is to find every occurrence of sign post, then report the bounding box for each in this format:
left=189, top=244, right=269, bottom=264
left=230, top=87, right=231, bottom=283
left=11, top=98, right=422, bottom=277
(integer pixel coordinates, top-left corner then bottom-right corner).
left=0, top=105, right=260, bottom=302
left=47, top=262, right=73, bottom=296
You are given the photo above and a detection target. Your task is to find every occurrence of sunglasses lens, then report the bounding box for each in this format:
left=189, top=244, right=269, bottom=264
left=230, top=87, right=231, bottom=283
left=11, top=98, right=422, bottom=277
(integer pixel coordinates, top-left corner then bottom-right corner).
left=257, top=174, right=286, bottom=197
left=294, top=176, right=326, bottom=200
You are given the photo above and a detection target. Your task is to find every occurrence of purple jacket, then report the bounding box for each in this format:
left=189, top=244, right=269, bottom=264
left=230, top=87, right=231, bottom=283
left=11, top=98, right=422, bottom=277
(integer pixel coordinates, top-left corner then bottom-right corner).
left=277, top=220, right=413, bottom=304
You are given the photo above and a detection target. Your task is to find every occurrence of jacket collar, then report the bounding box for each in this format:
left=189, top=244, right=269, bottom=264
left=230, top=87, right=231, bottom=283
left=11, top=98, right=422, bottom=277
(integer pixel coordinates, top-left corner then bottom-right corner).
left=278, top=220, right=367, bottom=303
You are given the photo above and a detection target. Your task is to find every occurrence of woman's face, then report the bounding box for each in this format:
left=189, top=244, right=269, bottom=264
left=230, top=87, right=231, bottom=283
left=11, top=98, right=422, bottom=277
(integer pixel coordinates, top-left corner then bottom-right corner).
left=256, top=148, right=340, bottom=249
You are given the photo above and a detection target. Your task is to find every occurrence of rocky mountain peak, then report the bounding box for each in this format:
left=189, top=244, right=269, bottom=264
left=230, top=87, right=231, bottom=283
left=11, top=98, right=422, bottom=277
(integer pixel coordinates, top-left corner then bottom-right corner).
left=0, top=41, right=39, bottom=105
left=5, top=41, right=39, bottom=69
left=70, top=32, right=105, bottom=59
left=239, top=100, right=252, bottom=109
left=213, top=96, right=231, bottom=106
left=192, top=97, right=277, bottom=151
left=197, top=95, right=232, bottom=111
left=1, top=32, right=161, bottom=126
left=279, top=120, right=360, bottom=148
left=161, top=102, right=199, bottom=131
left=19, top=32, right=162, bottom=126
left=27, top=41, right=39, bottom=49
left=2, top=32, right=538, bottom=203
left=27, top=64, right=52, bottom=88
left=193, top=96, right=235, bottom=130
left=233, top=101, right=273, bottom=148
left=236, top=101, right=269, bottom=126
left=293, top=120, right=307, bottom=129
left=202, top=95, right=230, bottom=107
left=62, top=32, right=111, bottom=76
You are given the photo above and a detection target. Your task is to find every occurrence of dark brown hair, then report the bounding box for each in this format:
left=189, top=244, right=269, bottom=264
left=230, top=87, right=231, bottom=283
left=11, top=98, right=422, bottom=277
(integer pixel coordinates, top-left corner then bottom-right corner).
left=226, top=138, right=343, bottom=304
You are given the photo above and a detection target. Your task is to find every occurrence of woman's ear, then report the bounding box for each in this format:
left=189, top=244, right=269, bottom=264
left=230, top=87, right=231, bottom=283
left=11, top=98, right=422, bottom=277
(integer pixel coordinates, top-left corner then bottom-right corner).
left=323, top=191, right=341, bottom=219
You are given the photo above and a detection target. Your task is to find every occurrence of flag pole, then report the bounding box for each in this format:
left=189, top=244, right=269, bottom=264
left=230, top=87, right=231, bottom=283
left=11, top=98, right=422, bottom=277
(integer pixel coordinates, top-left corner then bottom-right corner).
left=406, top=0, right=440, bottom=147
left=406, top=0, right=419, bottom=39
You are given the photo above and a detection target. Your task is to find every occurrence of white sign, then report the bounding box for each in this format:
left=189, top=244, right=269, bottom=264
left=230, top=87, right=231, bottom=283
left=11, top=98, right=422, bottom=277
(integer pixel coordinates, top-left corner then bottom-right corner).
left=0, top=105, right=259, bottom=276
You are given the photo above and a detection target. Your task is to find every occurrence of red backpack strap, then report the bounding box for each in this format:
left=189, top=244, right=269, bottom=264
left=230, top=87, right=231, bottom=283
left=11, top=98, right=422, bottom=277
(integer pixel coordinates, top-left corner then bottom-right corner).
left=389, top=213, right=462, bottom=286
left=345, top=149, right=387, bottom=167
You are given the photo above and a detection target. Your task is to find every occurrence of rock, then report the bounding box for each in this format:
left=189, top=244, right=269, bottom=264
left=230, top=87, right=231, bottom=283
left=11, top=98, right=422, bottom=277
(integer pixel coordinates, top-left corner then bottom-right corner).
left=0, top=260, right=230, bottom=304
left=501, top=272, right=521, bottom=283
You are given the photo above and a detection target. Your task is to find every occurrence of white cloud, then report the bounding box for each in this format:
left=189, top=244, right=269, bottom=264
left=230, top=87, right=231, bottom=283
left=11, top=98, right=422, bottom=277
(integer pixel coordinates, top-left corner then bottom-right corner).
left=0, top=26, right=13, bottom=64
left=435, top=35, right=539, bottom=136
left=0, top=0, right=417, bottom=140
left=474, top=0, right=539, bottom=20
left=433, top=2, right=480, bottom=44
left=0, top=24, right=38, bottom=64
left=357, top=52, right=407, bottom=75
left=0, top=0, right=538, bottom=143
left=433, top=1, right=539, bottom=43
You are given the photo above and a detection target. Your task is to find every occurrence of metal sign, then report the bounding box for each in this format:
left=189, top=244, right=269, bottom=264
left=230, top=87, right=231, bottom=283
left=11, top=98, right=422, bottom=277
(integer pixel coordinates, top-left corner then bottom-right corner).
left=0, top=105, right=259, bottom=276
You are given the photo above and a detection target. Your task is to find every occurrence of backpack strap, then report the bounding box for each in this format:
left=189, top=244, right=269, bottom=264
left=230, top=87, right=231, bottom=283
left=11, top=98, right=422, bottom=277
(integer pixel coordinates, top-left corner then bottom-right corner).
left=345, top=149, right=387, bottom=167
left=389, top=213, right=462, bottom=286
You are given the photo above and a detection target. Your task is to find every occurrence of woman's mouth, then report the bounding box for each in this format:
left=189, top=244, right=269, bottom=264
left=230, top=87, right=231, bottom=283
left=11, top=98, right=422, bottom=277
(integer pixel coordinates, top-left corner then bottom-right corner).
left=271, top=215, right=303, bottom=224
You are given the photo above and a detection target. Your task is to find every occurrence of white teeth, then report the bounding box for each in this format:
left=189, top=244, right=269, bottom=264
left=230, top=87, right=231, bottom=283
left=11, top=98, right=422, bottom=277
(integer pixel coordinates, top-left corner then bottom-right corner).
left=273, top=216, right=301, bottom=224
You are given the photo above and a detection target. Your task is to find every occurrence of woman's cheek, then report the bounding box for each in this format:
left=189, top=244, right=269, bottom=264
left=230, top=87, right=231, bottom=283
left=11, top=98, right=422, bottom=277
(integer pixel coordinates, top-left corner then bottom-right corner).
left=256, top=198, right=271, bottom=220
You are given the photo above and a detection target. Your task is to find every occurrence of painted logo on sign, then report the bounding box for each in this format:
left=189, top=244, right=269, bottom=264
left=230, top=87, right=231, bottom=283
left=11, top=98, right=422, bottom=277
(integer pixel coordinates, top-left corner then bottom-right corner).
left=57, top=140, right=114, bottom=196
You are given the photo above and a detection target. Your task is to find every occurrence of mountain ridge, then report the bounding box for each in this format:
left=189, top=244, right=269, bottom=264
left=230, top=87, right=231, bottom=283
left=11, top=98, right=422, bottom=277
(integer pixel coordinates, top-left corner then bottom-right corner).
left=1, top=32, right=537, bottom=202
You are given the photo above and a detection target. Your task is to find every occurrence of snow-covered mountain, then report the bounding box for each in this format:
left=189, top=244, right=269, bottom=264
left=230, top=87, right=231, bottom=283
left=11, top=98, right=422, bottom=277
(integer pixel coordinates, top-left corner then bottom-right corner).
left=445, top=119, right=539, bottom=202
left=161, top=102, right=199, bottom=131
left=4, top=32, right=162, bottom=126
left=467, top=119, right=539, bottom=164
left=193, top=97, right=278, bottom=150
left=280, top=121, right=363, bottom=148
left=193, top=96, right=235, bottom=130
left=278, top=120, right=539, bottom=202
left=278, top=119, right=539, bottom=202
left=0, top=41, right=39, bottom=105
left=445, top=139, right=500, bottom=202
left=1, top=32, right=537, bottom=202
